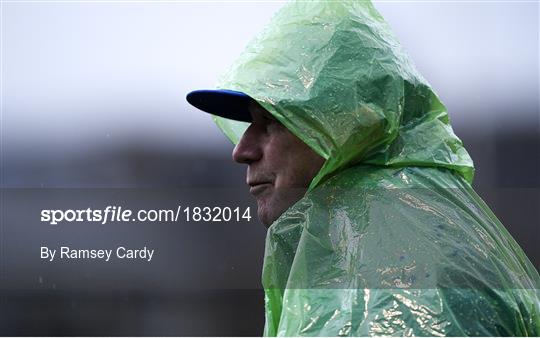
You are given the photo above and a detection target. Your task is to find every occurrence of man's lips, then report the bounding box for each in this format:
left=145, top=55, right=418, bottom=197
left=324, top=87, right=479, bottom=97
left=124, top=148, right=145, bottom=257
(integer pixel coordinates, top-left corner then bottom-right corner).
left=248, top=181, right=273, bottom=195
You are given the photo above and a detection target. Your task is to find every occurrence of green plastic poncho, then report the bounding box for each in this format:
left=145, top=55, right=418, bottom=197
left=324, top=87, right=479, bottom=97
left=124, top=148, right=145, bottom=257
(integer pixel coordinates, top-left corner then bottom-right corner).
left=212, top=1, right=540, bottom=336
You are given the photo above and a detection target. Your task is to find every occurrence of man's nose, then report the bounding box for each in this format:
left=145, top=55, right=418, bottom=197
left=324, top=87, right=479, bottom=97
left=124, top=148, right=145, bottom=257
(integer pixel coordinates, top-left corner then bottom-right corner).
left=232, top=124, right=263, bottom=164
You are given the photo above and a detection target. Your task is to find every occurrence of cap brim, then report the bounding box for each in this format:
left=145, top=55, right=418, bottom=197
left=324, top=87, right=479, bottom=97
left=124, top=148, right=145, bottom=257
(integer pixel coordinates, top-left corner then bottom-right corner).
left=186, top=89, right=253, bottom=122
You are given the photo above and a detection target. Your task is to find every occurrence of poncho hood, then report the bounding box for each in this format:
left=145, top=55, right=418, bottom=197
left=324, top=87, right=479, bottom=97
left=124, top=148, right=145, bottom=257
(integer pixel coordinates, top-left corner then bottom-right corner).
left=214, top=0, right=474, bottom=190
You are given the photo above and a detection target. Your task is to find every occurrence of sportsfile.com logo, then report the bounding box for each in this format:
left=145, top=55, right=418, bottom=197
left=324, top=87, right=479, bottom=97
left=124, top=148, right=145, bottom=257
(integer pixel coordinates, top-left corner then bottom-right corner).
left=40, top=205, right=252, bottom=225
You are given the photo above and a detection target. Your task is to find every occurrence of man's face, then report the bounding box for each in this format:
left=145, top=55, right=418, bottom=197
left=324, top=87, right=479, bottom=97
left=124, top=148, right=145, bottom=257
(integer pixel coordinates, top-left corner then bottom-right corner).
left=232, top=102, right=325, bottom=226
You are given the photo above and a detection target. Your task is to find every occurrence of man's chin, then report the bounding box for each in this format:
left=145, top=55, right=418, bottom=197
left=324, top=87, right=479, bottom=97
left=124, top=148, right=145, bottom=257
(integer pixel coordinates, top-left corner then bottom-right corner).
left=256, top=198, right=280, bottom=227
left=256, top=203, right=273, bottom=227
left=258, top=215, right=272, bottom=228
left=255, top=190, right=306, bottom=227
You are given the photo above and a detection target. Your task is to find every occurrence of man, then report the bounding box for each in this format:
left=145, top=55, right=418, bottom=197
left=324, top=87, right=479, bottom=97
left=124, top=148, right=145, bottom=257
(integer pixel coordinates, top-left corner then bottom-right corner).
left=232, top=100, right=325, bottom=226
left=187, top=92, right=324, bottom=227
left=187, top=1, right=539, bottom=336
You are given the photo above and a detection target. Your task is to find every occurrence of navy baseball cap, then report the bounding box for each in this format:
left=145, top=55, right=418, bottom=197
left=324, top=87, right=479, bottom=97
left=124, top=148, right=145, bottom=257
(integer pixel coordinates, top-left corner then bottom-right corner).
left=186, top=89, right=253, bottom=122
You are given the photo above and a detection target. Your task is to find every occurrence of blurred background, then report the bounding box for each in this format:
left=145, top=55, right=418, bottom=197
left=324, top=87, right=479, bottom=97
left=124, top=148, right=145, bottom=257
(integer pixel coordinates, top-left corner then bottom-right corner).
left=1, top=0, right=538, bottom=335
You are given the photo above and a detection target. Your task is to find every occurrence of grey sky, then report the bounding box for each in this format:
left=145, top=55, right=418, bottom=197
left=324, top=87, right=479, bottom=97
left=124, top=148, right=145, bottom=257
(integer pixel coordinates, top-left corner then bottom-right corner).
left=3, top=1, right=538, bottom=154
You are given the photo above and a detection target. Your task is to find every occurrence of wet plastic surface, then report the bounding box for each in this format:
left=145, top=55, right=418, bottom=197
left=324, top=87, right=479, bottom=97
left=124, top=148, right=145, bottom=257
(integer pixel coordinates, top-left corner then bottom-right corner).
left=211, top=0, right=540, bottom=336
